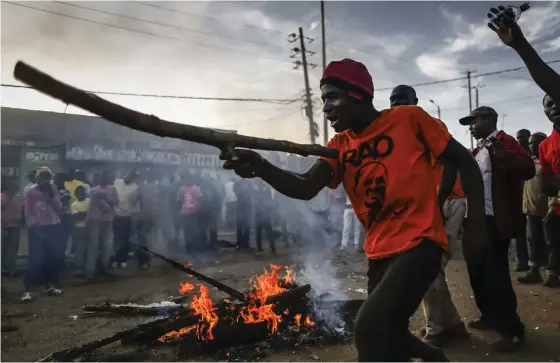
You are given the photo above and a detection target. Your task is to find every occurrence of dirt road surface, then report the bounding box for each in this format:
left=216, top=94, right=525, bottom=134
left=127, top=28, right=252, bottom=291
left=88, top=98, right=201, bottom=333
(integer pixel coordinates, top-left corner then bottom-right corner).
left=2, top=240, right=560, bottom=362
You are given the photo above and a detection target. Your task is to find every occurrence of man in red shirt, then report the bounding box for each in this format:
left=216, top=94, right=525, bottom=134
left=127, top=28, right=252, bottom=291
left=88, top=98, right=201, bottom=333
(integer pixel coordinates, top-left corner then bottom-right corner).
left=177, top=175, right=203, bottom=253
left=488, top=4, right=560, bottom=287
left=220, top=58, right=490, bottom=361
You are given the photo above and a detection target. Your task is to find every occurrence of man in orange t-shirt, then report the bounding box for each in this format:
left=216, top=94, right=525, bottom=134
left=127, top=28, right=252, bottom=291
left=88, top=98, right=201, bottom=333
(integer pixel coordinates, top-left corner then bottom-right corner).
left=389, top=85, right=468, bottom=348
left=220, top=58, right=490, bottom=361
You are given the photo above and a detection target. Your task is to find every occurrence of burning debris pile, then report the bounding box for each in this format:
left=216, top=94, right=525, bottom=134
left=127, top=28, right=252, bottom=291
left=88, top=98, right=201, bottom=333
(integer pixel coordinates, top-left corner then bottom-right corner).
left=38, top=249, right=362, bottom=362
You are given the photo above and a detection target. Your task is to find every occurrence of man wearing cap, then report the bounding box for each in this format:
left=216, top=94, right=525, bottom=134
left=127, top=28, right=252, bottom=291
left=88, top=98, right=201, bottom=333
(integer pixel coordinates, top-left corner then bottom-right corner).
left=389, top=85, right=469, bottom=347
left=21, top=167, right=64, bottom=302
left=459, top=105, right=535, bottom=351
left=488, top=3, right=560, bottom=288
left=221, top=58, right=490, bottom=361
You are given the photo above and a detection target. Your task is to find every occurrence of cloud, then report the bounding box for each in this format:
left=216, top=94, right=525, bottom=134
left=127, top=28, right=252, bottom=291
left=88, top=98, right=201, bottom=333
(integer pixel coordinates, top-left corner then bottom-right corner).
left=541, top=37, right=560, bottom=53
left=416, top=2, right=560, bottom=80
left=415, top=54, right=462, bottom=80
left=309, top=21, right=318, bottom=31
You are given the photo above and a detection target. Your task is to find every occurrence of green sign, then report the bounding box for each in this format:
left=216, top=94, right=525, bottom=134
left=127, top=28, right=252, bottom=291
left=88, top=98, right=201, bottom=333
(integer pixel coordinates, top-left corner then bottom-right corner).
left=19, top=146, right=65, bottom=193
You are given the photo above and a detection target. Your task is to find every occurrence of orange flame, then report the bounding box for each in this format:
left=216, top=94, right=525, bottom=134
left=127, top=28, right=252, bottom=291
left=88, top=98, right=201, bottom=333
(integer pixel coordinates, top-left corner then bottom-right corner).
left=158, top=325, right=196, bottom=342
left=236, top=264, right=292, bottom=334
left=158, top=264, right=295, bottom=342
left=179, top=282, right=195, bottom=295
left=191, top=285, right=219, bottom=340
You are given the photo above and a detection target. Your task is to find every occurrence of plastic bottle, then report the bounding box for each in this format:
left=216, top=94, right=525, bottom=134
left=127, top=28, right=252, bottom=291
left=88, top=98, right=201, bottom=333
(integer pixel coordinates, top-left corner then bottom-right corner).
left=491, top=2, right=532, bottom=24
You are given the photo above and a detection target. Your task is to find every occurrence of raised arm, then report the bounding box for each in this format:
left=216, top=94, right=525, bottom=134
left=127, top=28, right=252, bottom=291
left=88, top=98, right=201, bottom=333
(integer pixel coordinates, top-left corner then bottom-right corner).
left=221, top=149, right=334, bottom=200
left=488, top=5, right=560, bottom=105
left=437, top=159, right=458, bottom=210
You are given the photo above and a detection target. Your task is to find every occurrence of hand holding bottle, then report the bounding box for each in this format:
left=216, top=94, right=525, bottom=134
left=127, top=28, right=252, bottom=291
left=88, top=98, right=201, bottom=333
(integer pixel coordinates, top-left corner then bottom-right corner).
left=487, top=4, right=530, bottom=49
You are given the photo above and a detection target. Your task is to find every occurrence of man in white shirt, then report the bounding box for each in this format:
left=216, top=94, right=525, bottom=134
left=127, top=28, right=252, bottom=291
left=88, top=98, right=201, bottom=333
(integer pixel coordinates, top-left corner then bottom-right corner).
left=112, top=170, right=139, bottom=269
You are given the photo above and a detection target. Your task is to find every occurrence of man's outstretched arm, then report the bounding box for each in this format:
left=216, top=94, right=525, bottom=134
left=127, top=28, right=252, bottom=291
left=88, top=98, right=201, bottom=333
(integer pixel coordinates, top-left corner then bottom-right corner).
left=437, top=160, right=458, bottom=210
left=221, top=149, right=333, bottom=200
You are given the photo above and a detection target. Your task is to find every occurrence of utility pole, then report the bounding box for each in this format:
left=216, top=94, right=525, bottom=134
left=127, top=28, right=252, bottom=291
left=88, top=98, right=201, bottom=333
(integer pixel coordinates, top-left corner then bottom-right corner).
left=288, top=28, right=318, bottom=144
left=464, top=70, right=475, bottom=150
left=321, top=1, right=328, bottom=145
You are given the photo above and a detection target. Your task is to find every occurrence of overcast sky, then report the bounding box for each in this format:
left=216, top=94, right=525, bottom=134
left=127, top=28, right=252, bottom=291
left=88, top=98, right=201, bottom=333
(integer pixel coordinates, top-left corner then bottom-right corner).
left=2, top=1, right=560, bottom=147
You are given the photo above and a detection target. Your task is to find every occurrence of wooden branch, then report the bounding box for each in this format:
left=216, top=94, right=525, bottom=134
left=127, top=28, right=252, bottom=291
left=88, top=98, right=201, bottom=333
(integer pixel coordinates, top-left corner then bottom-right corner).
left=82, top=302, right=188, bottom=317
left=13, top=61, right=338, bottom=159
left=38, top=285, right=312, bottom=361
left=140, top=246, right=247, bottom=302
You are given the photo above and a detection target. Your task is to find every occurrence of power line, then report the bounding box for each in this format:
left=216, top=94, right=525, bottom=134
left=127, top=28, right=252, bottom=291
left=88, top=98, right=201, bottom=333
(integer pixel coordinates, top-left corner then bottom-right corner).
left=1, top=84, right=299, bottom=104
left=54, top=1, right=285, bottom=51
left=131, top=1, right=287, bottom=36
left=438, top=94, right=544, bottom=112
left=222, top=107, right=302, bottom=128
left=3, top=1, right=290, bottom=64
left=376, top=59, right=560, bottom=91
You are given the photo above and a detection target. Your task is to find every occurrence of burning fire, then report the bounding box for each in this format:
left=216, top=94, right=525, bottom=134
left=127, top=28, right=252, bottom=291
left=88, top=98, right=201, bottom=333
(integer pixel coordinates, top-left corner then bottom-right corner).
left=294, top=314, right=315, bottom=327
left=179, top=282, right=195, bottom=295
left=160, top=264, right=303, bottom=342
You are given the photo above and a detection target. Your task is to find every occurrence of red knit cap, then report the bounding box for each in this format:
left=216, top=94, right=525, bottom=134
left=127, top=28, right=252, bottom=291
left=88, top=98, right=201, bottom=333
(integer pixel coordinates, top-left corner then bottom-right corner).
left=320, top=59, right=374, bottom=99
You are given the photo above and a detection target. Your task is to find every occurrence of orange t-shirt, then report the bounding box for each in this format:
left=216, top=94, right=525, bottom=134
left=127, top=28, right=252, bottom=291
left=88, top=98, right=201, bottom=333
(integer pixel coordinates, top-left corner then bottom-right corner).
left=320, top=106, right=451, bottom=260
left=539, top=128, right=560, bottom=215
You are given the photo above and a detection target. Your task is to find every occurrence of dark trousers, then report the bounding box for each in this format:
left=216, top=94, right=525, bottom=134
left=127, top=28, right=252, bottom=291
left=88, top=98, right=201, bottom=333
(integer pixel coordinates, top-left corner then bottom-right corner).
left=2, top=227, right=20, bottom=275
left=467, top=216, right=524, bottom=337
left=527, top=214, right=548, bottom=267
left=57, top=214, right=73, bottom=281
left=181, top=214, right=203, bottom=253
left=205, top=209, right=219, bottom=249
left=72, top=226, right=88, bottom=271
left=355, top=240, right=443, bottom=361
left=137, top=219, right=155, bottom=265
left=236, top=205, right=251, bottom=249
left=514, top=215, right=529, bottom=267
left=113, top=216, right=132, bottom=263
left=255, top=215, right=276, bottom=253
left=543, top=213, right=560, bottom=275
left=25, top=224, right=60, bottom=291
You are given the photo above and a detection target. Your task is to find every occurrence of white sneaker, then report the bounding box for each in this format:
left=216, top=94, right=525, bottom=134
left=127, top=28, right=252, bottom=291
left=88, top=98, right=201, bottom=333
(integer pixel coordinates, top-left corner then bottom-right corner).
left=21, top=292, right=32, bottom=302
left=119, top=262, right=127, bottom=269
left=111, top=262, right=118, bottom=269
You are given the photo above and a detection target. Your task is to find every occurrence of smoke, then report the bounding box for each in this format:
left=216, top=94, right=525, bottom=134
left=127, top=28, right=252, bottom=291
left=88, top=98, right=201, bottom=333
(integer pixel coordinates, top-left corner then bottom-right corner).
left=277, top=156, right=349, bottom=333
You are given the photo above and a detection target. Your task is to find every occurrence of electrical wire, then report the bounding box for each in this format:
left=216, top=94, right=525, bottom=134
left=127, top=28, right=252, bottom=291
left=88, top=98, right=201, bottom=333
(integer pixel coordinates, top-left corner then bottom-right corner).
left=1, top=84, right=299, bottom=104
left=2, top=1, right=291, bottom=64
left=53, top=1, right=286, bottom=51
left=131, top=1, right=287, bottom=36
left=376, top=59, right=560, bottom=91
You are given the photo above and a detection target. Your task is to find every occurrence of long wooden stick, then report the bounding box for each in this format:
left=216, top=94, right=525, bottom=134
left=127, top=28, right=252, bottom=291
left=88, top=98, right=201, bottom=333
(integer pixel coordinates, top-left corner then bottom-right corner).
left=13, top=61, right=338, bottom=159
left=140, top=246, right=247, bottom=302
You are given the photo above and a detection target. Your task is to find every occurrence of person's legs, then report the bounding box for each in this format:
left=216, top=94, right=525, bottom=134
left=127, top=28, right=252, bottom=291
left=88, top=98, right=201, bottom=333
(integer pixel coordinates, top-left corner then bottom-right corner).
left=354, top=240, right=446, bottom=361
left=422, top=199, right=466, bottom=345
left=72, top=226, right=88, bottom=272
left=99, top=221, right=114, bottom=274
left=2, top=227, right=20, bottom=276
left=44, top=224, right=61, bottom=290
left=519, top=215, right=547, bottom=284
left=85, top=221, right=101, bottom=279
left=543, top=214, right=560, bottom=287
left=255, top=217, right=264, bottom=251
left=23, top=227, right=43, bottom=295
left=472, top=217, right=525, bottom=351
left=264, top=217, right=277, bottom=254
left=514, top=216, right=529, bottom=271
left=208, top=210, right=218, bottom=250
left=113, top=216, right=131, bottom=264
left=340, top=209, right=354, bottom=249
left=137, top=219, right=154, bottom=266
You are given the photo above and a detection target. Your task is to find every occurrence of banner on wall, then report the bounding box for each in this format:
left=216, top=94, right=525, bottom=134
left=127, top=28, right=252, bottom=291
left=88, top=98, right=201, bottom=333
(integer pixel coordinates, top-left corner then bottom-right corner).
left=19, top=145, right=65, bottom=192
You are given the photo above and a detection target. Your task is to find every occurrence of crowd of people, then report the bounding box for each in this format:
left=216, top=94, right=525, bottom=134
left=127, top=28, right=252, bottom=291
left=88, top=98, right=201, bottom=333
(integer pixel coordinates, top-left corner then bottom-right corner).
left=1, top=162, right=360, bottom=303
left=219, top=6, right=559, bottom=361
